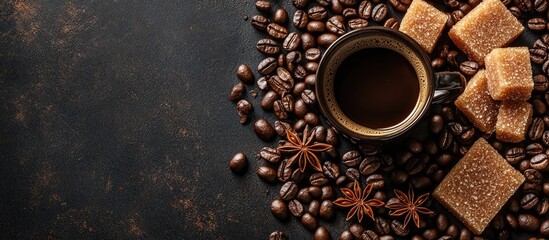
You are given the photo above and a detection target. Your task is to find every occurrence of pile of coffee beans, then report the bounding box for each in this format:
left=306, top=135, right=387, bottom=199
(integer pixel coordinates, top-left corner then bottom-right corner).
left=229, top=0, right=549, bottom=239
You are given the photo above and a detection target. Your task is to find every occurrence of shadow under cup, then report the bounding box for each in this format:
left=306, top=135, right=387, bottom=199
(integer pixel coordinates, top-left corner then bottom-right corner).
left=316, top=28, right=434, bottom=143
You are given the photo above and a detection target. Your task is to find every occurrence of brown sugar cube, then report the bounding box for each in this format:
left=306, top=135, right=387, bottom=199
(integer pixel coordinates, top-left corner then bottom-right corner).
left=448, top=0, right=524, bottom=64
left=485, top=47, right=533, bottom=101
left=399, top=0, right=447, bottom=53
left=455, top=70, right=499, bottom=133
left=495, top=101, right=533, bottom=143
left=433, top=138, right=524, bottom=235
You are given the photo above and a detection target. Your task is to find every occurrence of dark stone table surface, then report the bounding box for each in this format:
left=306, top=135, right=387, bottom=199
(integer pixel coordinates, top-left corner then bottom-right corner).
left=0, top=0, right=539, bottom=239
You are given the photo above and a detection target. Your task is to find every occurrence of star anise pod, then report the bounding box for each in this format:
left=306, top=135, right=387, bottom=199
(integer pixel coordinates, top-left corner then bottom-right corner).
left=277, top=126, right=332, bottom=172
left=385, top=185, right=434, bottom=228
left=333, top=180, right=385, bottom=222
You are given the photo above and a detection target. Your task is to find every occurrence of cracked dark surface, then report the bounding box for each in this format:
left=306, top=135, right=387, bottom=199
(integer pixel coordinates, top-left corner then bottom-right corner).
left=0, top=0, right=301, bottom=239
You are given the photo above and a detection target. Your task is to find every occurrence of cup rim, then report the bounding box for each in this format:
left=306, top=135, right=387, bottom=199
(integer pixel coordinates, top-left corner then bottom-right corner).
left=315, top=27, right=434, bottom=143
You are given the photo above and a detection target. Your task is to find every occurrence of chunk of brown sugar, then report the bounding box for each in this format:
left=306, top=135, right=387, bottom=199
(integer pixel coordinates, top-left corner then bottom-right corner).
left=399, top=0, right=447, bottom=53
left=433, top=138, right=524, bottom=235
left=485, top=47, right=533, bottom=101
left=455, top=70, right=499, bottom=133
left=448, top=0, right=524, bottom=64
left=496, top=101, right=533, bottom=143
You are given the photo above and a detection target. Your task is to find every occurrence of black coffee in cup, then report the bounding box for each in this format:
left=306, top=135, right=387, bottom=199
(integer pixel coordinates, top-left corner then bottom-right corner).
left=334, top=47, right=420, bottom=129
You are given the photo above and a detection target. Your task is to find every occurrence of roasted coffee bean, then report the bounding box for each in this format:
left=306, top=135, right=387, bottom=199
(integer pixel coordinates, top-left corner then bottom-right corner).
left=258, top=58, right=278, bottom=75
left=288, top=199, right=304, bottom=217
left=384, top=17, right=400, bottom=29
left=534, top=39, right=549, bottom=52
left=260, top=147, right=281, bottom=163
left=343, top=8, right=358, bottom=18
left=269, top=75, right=293, bottom=95
left=521, top=193, right=539, bottom=210
left=358, top=1, right=373, bottom=19
left=278, top=93, right=293, bottom=113
left=280, top=181, right=298, bottom=200
left=459, top=2, right=472, bottom=13
left=322, top=161, right=340, bottom=179
left=339, top=230, right=354, bottom=240
left=261, top=91, right=279, bottom=111
left=530, top=118, right=545, bottom=140
left=375, top=217, right=391, bottom=235
left=530, top=48, right=548, bottom=64
left=314, top=226, right=331, bottom=240
left=302, top=89, right=316, bottom=105
left=292, top=82, right=307, bottom=96
left=321, top=185, right=334, bottom=200
left=276, top=160, right=291, bottom=183
left=251, top=15, right=270, bottom=30
left=257, top=38, right=281, bottom=56
left=307, top=21, right=327, bottom=33
left=389, top=0, right=411, bottom=11
left=446, top=50, right=459, bottom=67
left=317, top=33, right=338, bottom=48
left=458, top=128, right=475, bottom=145
left=255, top=0, right=271, bottom=11
left=319, top=200, right=334, bottom=219
left=316, top=0, right=330, bottom=6
left=293, top=119, right=307, bottom=132
left=431, top=57, right=445, bottom=68
left=286, top=51, right=302, bottom=69
left=308, top=6, right=328, bottom=20
left=391, top=169, right=409, bottom=185
left=535, top=99, right=547, bottom=116
left=326, top=128, right=339, bottom=146
left=391, top=220, right=410, bottom=237
left=310, top=173, right=329, bottom=186
left=293, top=65, right=307, bottom=80
left=312, top=126, right=327, bottom=143
left=229, top=152, right=248, bottom=174
left=348, top=18, right=369, bottom=30
left=506, top=147, right=526, bottom=165
left=236, top=99, right=253, bottom=124
left=535, top=0, right=548, bottom=12
left=255, top=119, right=276, bottom=141
left=361, top=230, right=378, bottom=240
left=372, top=3, right=388, bottom=22
left=405, top=156, right=427, bottom=175
left=309, top=186, right=322, bottom=198
left=451, top=9, right=464, bottom=23
left=339, top=0, right=357, bottom=5
left=257, top=76, right=269, bottom=91
left=236, top=64, right=255, bottom=84
left=301, top=213, right=318, bottom=231
left=274, top=8, right=288, bottom=25
left=430, top=115, right=444, bottom=134
left=439, top=129, right=453, bottom=150
left=519, top=214, right=540, bottom=231
left=301, top=32, right=317, bottom=50
left=527, top=143, right=545, bottom=156
left=525, top=169, right=543, bottom=184
left=267, top=23, right=289, bottom=39
left=257, top=166, right=277, bottom=183
left=508, top=7, right=522, bottom=21
left=345, top=168, right=360, bottom=181
left=283, top=32, right=301, bottom=52
left=406, top=139, right=423, bottom=154
left=269, top=231, right=288, bottom=240
left=305, top=48, right=322, bottom=61
left=305, top=61, right=319, bottom=73
left=531, top=153, right=549, bottom=170
left=273, top=100, right=289, bottom=120
left=515, top=0, right=534, bottom=12
left=326, top=16, right=346, bottom=35
left=459, top=61, right=479, bottom=76
left=423, top=228, right=438, bottom=240
left=444, top=0, right=460, bottom=8
left=366, top=174, right=385, bottom=189
left=349, top=223, right=365, bottom=238
left=411, top=175, right=433, bottom=190
left=342, top=150, right=361, bottom=167
left=360, top=156, right=381, bottom=175
left=308, top=199, right=321, bottom=217
left=229, top=82, right=246, bottom=102
left=543, top=60, right=549, bottom=74
left=293, top=10, right=309, bottom=29
left=294, top=99, right=308, bottom=118
left=529, top=18, right=547, bottom=30
left=297, top=188, right=312, bottom=203
left=271, top=199, right=289, bottom=219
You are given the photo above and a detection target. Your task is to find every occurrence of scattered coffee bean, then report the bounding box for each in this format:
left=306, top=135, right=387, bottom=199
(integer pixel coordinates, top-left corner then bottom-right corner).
left=257, top=166, right=277, bottom=183
left=269, top=231, right=288, bottom=240
left=236, top=99, right=253, bottom=124
left=327, top=15, right=346, bottom=35
left=229, top=152, right=248, bottom=174
left=229, top=82, right=246, bottom=102
left=302, top=212, right=319, bottom=231
left=251, top=15, right=270, bottom=30
left=530, top=48, right=548, bottom=64
left=314, top=226, right=331, bottom=240
left=459, top=61, right=479, bottom=76
left=529, top=18, right=547, bottom=31
left=255, top=119, right=276, bottom=141
left=293, top=10, right=309, bottom=29
left=518, top=214, right=540, bottom=231
left=372, top=3, right=388, bottom=22
left=256, top=0, right=271, bottom=12
left=271, top=199, right=289, bottom=219
left=348, top=18, right=369, bottom=30
left=274, top=8, right=288, bottom=25
left=267, top=23, right=289, bottom=39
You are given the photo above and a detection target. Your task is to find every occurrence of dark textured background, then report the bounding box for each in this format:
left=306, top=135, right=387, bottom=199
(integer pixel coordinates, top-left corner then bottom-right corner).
left=0, top=0, right=540, bottom=239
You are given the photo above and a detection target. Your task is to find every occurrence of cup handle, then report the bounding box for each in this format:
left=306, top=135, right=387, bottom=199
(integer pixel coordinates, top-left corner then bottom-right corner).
left=432, top=71, right=467, bottom=104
